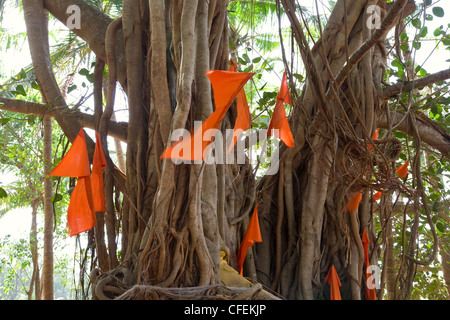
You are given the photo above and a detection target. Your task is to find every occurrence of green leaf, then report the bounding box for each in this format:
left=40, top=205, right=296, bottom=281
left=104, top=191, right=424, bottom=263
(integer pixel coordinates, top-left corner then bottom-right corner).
left=51, top=193, right=63, bottom=203
left=432, top=6, right=444, bottom=18
left=13, top=84, right=27, bottom=97
left=0, top=187, right=7, bottom=198
left=0, top=118, right=11, bottom=126
left=433, top=26, right=443, bottom=37
left=79, top=68, right=90, bottom=76
left=67, top=84, right=77, bottom=94
left=252, top=56, right=262, bottom=63
left=420, top=27, right=428, bottom=38
left=411, top=18, right=421, bottom=29
left=31, top=81, right=40, bottom=90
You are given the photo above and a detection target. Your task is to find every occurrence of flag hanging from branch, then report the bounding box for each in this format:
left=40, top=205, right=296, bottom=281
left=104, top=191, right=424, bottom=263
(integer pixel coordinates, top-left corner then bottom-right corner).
left=345, top=190, right=363, bottom=212
left=325, top=265, right=342, bottom=300
left=396, top=160, right=409, bottom=178
left=228, top=60, right=252, bottom=153
left=161, top=69, right=253, bottom=161
left=373, top=191, right=382, bottom=202
left=49, top=129, right=91, bottom=178
left=66, top=176, right=96, bottom=236
left=237, top=204, right=263, bottom=275
left=368, top=128, right=380, bottom=152
left=362, top=229, right=376, bottom=300
left=49, top=128, right=99, bottom=236
left=91, top=132, right=107, bottom=212
left=267, top=71, right=295, bottom=148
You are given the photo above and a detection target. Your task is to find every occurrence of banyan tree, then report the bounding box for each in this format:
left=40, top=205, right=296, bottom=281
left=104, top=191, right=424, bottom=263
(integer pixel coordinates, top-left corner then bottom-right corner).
left=1, top=0, right=449, bottom=300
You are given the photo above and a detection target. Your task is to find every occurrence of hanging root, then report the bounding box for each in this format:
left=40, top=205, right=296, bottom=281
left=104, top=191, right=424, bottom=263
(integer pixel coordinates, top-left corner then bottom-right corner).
left=115, top=283, right=280, bottom=300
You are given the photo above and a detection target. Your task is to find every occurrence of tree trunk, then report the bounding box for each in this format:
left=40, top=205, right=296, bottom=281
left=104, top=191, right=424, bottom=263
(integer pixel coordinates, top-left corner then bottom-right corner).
left=41, top=115, right=54, bottom=300
left=28, top=196, right=41, bottom=300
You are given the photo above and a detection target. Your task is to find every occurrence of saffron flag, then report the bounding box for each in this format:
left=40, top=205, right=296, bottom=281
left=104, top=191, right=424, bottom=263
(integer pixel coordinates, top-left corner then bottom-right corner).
left=267, top=71, right=294, bottom=148
left=373, top=191, right=382, bottom=202
left=66, top=176, right=97, bottom=236
left=325, top=265, right=342, bottom=300
left=161, top=69, right=253, bottom=161
left=368, top=128, right=380, bottom=152
left=362, top=229, right=376, bottom=300
left=396, top=160, right=409, bottom=178
left=91, top=132, right=107, bottom=212
left=49, top=128, right=90, bottom=177
left=49, top=128, right=99, bottom=236
left=228, top=60, right=252, bottom=153
left=237, top=204, right=263, bottom=275
left=345, top=191, right=363, bottom=212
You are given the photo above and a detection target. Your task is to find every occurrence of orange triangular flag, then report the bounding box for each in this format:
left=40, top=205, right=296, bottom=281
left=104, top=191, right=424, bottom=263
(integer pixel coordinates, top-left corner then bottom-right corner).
left=161, top=70, right=253, bottom=161
left=362, top=229, right=376, bottom=300
left=49, top=128, right=91, bottom=177
left=368, top=128, right=380, bottom=152
left=237, top=204, right=263, bottom=275
left=325, top=265, right=342, bottom=300
left=345, top=190, right=363, bottom=212
left=267, top=71, right=294, bottom=148
left=228, top=60, right=251, bottom=153
left=396, top=160, right=409, bottom=178
left=91, top=132, right=107, bottom=212
left=373, top=191, right=382, bottom=201
left=66, top=176, right=97, bottom=236
left=371, top=128, right=380, bottom=140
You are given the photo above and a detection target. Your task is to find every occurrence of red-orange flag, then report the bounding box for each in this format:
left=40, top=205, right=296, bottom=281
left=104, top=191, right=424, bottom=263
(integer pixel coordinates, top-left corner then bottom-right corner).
left=267, top=71, right=295, bottom=148
left=373, top=191, right=382, bottom=202
left=396, top=160, right=409, bottom=178
left=371, top=128, right=380, bottom=140
left=91, top=132, right=107, bottom=212
left=325, top=265, right=342, bottom=300
left=161, top=69, right=253, bottom=161
left=345, top=190, right=363, bottom=212
left=237, top=204, right=263, bottom=275
left=362, top=229, right=376, bottom=300
left=49, top=128, right=90, bottom=177
left=66, top=176, right=97, bottom=236
left=228, top=60, right=252, bottom=153
left=368, top=128, right=380, bottom=152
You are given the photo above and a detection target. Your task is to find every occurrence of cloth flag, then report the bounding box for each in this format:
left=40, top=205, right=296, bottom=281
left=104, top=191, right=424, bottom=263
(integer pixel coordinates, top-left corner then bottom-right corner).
left=237, top=204, right=263, bottom=275
left=373, top=191, right=382, bottom=202
left=368, top=128, right=380, bottom=152
left=325, top=265, right=342, bottom=300
left=362, top=229, right=377, bottom=300
left=227, top=60, right=252, bottom=153
left=49, top=129, right=90, bottom=177
left=345, top=190, right=363, bottom=212
left=161, top=69, right=253, bottom=161
left=267, top=71, right=295, bottom=148
left=396, top=160, right=409, bottom=178
left=49, top=128, right=99, bottom=236
left=91, top=132, right=107, bottom=212
left=66, top=176, right=96, bottom=236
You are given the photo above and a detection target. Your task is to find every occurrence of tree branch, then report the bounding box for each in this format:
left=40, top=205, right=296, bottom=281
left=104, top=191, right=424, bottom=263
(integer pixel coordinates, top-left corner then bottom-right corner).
left=382, top=69, right=450, bottom=99
left=378, top=110, right=450, bottom=159
left=0, top=98, right=127, bottom=142
left=43, top=0, right=127, bottom=90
